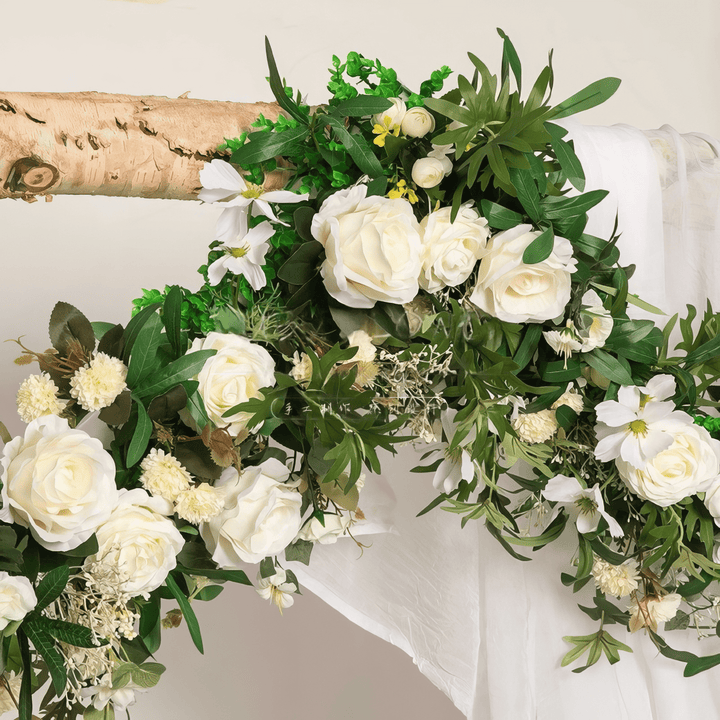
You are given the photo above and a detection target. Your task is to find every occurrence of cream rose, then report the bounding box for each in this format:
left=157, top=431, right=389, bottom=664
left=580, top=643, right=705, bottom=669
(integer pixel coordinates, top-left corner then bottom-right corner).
left=401, top=106, right=435, bottom=138
left=0, top=573, right=37, bottom=631
left=469, top=224, right=577, bottom=323
left=411, top=157, right=447, bottom=189
left=419, top=203, right=490, bottom=292
left=616, top=420, right=720, bottom=507
left=88, top=488, right=184, bottom=596
left=373, top=98, right=406, bottom=130
left=200, top=458, right=302, bottom=566
left=297, top=513, right=353, bottom=545
left=311, top=185, right=422, bottom=308
left=187, top=332, right=275, bottom=436
left=0, top=415, right=118, bottom=552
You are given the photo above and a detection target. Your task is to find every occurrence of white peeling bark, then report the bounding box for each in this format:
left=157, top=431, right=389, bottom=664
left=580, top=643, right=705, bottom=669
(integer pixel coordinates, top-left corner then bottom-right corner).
left=0, top=92, right=283, bottom=201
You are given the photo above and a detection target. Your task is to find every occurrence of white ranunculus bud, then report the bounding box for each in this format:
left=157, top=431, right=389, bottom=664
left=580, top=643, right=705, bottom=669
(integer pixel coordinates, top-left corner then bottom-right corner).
left=0, top=415, right=118, bottom=551
left=311, top=185, right=422, bottom=309
left=0, top=573, right=37, bottom=631
left=70, top=352, right=128, bottom=412
left=200, top=458, right=302, bottom=566
left=187, top=332, right=276, bottom=436
left=139, top=448, right=192, bottom=503
left=373, top=98, right=406, bottom=130
left=16, top=372, right=68, bottom=423
left=469, top=224, right=577, bottom=324
left=401, top=106, right=435, bottom=138
left=88, top=488, right=184, bottom=596
left=418, top=203, right=489, bottom=292
left=174, top=483, right=225, bottom=525
left=411, top=157, right=447, bottom=189
left=511, top=409, right=558, bottom=444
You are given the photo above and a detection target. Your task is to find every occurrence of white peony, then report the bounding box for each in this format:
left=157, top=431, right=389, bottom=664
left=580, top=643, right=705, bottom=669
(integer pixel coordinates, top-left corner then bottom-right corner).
left=311, top=185, right=422, bottom=308
left=616, top=420, right=720, bottom=507
left=0, top=415, right=118, bottom=552
left=297, top=513, right=353, bottom=544
left=373, top=98, right=406, bottom=130
left=174, top=483, right=225, bottom=525
left=401, top=106, right=435, bottom=138
left=199, top=458, right=302, bottom=566
left=411, top=157, right=447, bottom=189
left=70, top=352, right=128, bottom=412
left=16, top=372, right=68, bottom=423
left=187, top=332, right=276, bottom=436
left=418, top=203, right=489, bottom=292
left=88, top=489, right=184, bottom=596
left=512, top=409, right=558, bottom=444
left=469, top=224, right=577, bottom=323
left=591, top=556, right=640, bottom=598
left=0, top=573, right=37, bottom=631
left=139, top=448, right=192, bottom=503
left=256, top=568, right=297, bottom=612
left=629, top=593, right=682, bottom=633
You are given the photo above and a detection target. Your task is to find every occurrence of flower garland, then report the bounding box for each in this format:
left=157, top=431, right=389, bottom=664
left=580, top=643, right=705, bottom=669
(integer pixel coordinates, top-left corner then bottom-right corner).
left=2, top=31, right=720, bottom=719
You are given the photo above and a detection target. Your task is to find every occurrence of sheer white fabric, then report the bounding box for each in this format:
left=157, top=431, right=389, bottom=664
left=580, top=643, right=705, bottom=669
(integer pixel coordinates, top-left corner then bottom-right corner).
left=293, top=123, right=720, bottom=720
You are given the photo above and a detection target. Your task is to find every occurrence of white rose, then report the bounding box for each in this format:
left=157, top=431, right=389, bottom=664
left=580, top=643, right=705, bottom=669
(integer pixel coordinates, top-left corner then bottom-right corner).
left=629, top=593, right=682, bottom=632
left=0, top=415, right=118, bottom=552
left=373, top=97, right=406, bottom=130
left=88, top=488, right=184, bottom=596
left=705, top=480, right=720, bottom=526
left=617, top=420, right=720, bottom=507
left=469, top=224, right=577, bottom=323
left=419, top=203, right=489, bottom=292
left=411, top=157, right=447, bottom=189
left=311, top=185, right=422, bottom=308
left=578, top=290, right=614, bottom=352
left=187, top=332, right=276, bottom=436
left=297, top=513, right=353, bottom=545
left=401, top=106, right=435, bottom=138
left=0, top=573, right=37, bottom=631
left=199, top=458, right=302, bottom=566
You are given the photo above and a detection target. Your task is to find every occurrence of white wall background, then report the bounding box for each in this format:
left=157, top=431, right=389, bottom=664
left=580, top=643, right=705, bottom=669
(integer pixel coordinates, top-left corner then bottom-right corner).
left=0, top=0, right=718, bottom=718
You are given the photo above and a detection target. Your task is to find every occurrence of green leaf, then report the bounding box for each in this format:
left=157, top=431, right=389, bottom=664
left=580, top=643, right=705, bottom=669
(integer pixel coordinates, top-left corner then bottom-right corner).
left=134, top=349, right=216, bottom=400
left=162, top=285, right=185, bottom=357
left=285, top=539, right=313, bottom=565
left=334, top=96, right=392, bottom=117
left=264, top=37, right=308, bottom=125
left=509, top=167, right=542, bottom=223
left=127, top=401, right=152, bottom=467
left=122, top=303, right=161, bottom=364
left=34, top=565, right=70, bottom=611
left=49, top=302, right=96, bottom=355
left=324, top=115, right=383, bottom=177
left=18, top=631, right=32, bottom=720
left=126, top=311, right=162, bottom=387
left=550, top=77, right=621, bottom=120
left=521, top=226, right=554, bottom=264
left=260, top=557, right=276, bottom=579
left=555, top=404, right=578, bottom=430
left=513, top=324, right=543, bottom=372
left=231, top=125, right=310, bottom=166
left=542, top=190, right=609, bottom=220
left=545, top=122, right=585, bottom=192
left=165, top=574, right=203, bottom=654
left=423, top=97, right=474, bottom=125
left=277, top=241, right=323, bottom=285
left=175, top=563, right=251, bottom=586
left=32, top=616, right=101, bottom=648
left=113, top=660, right=166, bottom=690
left=23, top=621, right=66, bottom=695
left=480, top=200, right=523, bottom=230
left=84, top=705, right=115, bottom=720
left=139, top=593, right=162, bottom=655
left=497, top=28, right=522, bottom=93
left=583, top=348, right=634, bottom=386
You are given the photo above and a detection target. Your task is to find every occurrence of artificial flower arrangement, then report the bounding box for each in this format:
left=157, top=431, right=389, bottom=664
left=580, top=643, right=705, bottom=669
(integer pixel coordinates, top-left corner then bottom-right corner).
left=3, top=30, right=720, bottom=719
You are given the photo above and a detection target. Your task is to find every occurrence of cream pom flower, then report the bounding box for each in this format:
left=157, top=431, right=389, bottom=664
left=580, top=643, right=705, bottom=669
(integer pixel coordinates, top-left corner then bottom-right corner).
left=512, top=409, right=558, bottom=444
left=629, top=593, right=682, bottom=632
left=70, top=352, right=128, bottom=412
left=552, top=387, right=584, bottom=414
left=591, top=556, right=640, bottom=598
left=256, top=568, right=297, bottom=613
left=16, top=372, right=68, bottom=423
left=174, top=483, right=225, bottom=525
left=139, top=448, right=192, bottom=503
left=289, top=351, right=313, bottom=386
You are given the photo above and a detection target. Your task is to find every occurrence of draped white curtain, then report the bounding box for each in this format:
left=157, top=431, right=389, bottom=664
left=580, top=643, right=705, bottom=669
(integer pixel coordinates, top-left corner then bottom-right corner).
left=294, top=124, right=720, bottom=720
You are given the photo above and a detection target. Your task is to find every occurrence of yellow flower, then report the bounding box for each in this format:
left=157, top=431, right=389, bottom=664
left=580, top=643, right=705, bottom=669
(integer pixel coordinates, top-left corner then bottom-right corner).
left=372, top=116, right=400, bottom=147
left=387, top=180, right=419, bottom=204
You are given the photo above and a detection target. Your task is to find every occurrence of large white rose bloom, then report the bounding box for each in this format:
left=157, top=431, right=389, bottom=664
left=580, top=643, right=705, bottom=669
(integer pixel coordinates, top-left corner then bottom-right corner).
left=616, top=420, right=720, bottom=506
left=187, top=332, right=276, bottom=436
left=311, top=185, right=423, bottom=308
left=200, top=458, right=302, bottom=566
left=469, top=224, right=577, bottom=323
left=88, top=489, right=184, bottom=596
left=0, top=415, right=118, bottom=552
left=418, top=203, right=489, bottom=292
left=0, top=572, right=37, bottom=631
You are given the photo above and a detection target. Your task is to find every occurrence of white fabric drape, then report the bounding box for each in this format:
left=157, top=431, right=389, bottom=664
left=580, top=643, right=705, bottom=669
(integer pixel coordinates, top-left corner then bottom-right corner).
left=293, top=123, right=720, bottom=720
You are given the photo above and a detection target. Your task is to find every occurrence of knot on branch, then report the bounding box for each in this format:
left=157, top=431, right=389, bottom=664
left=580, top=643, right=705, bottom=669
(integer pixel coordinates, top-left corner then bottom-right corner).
left=4, top=156, right=60, bottom=195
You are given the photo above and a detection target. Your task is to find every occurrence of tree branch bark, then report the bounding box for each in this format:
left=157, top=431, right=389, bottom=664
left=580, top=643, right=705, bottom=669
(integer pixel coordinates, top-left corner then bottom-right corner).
left=0, top=92, right=283, bottom=201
